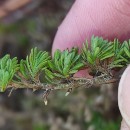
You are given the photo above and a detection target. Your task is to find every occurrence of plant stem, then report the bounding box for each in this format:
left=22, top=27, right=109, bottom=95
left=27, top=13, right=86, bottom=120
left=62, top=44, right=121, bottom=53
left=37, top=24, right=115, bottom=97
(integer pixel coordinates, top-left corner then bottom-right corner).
left=8, top=74, right=119, bottom=92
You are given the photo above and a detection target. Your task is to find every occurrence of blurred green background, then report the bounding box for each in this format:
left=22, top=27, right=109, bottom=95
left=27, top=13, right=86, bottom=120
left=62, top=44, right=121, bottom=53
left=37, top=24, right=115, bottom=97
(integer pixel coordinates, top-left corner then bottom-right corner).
left=0, top=0, right=121, bottom=130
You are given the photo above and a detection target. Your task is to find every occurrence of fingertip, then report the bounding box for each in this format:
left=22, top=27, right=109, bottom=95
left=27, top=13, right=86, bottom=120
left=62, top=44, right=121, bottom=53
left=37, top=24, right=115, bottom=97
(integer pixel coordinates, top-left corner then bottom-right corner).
left=52, top=6, right=85, bottom=53
left=118, top=65, right=130, bottom=128
left=52, top=0, right=94, bottom=54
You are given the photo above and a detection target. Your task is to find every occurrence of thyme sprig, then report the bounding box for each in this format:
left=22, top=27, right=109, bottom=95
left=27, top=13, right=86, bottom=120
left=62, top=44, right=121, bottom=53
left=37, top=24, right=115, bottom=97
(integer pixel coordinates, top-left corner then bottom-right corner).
left=0, top=36, right=129, bottom=105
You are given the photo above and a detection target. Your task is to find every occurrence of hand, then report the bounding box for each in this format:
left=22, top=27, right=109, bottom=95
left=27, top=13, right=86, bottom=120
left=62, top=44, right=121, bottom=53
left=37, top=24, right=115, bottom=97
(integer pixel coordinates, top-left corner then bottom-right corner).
left=52, top=0, right=130, bottom=129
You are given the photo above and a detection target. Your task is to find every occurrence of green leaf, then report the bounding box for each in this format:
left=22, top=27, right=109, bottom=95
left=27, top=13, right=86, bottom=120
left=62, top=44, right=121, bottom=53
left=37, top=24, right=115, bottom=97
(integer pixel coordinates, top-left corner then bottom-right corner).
left=69, top=70, right=78, bottom=74
left=87, top=51, right=94, bottom=64
left=53, top=73, right=66, bottom=78
left=109, top=59, right=125, bottom=69
left=48, top=60, right=55, bottom=70
left=70, top=55, right=80, bottom=66
left=20, top=60, right=29, bottom=79
left=45, top=69, right=55, bottom=79
left=94, top=47, right=100, bottom=58
left=100, top=53, right=114, bottom=61
left=70, top=63, right=84, bottom=71
left=124, top=47, right=130, bottom=57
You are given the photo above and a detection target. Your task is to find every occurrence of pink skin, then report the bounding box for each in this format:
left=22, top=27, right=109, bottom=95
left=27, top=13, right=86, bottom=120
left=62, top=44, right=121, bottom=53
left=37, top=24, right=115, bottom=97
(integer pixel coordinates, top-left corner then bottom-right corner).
left=52, top=0, right=130, bottom=129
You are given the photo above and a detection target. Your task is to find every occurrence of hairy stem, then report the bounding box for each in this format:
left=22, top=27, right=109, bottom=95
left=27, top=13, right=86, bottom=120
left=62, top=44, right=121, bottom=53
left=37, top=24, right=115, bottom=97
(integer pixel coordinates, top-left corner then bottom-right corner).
left=8, top=74, right=119, bottom=92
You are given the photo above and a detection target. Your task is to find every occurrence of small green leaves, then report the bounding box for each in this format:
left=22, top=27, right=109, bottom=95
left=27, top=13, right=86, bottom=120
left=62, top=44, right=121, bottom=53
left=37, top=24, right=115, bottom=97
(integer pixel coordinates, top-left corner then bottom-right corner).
left=122, top=40, right=130, bottom=59
left=81, top=36, right=130, bottom=72
left=20, top=47, right=50, bottom=80
left=81, top=36, right=113, bottom=70
left=0, top=55, right=19, bottom=92
left=45, top=48, right=84, bottom=82
left=20, top=60, right=29, bottom=79
left=1, top=36, right=130, bottom=93
left=109, top=39, right=130, bottom=69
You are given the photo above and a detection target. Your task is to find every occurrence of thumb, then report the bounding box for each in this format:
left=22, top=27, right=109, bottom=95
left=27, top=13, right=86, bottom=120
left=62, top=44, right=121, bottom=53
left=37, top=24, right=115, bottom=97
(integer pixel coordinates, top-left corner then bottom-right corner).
left=118, top=65, right=130, bottom=130
left=52, top=0, right=130, bottom=77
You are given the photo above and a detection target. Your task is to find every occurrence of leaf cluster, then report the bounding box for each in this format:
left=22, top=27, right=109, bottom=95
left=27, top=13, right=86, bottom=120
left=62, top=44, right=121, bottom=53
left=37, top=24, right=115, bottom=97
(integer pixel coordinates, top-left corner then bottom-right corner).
left=20, top=47, right=50, bottom=80
left=0, top=36, right=130, bottom=91
left=45, top=48, right=84, bottom=83
left=82, top=36, right=130, bottom=74
left=0, top=55, right=19, bottom=92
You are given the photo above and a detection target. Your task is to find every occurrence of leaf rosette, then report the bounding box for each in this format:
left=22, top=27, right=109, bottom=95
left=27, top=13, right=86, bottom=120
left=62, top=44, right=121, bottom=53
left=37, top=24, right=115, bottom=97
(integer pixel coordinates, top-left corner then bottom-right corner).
left=81, top=36, right=130, bottom=75
left=109, top=39, right=130, bottom=69
left=20, top=47, right=50, bottom=80
left=0, top=55, right=19, bottom=92
left=45, top=48, right=84, bottom=83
